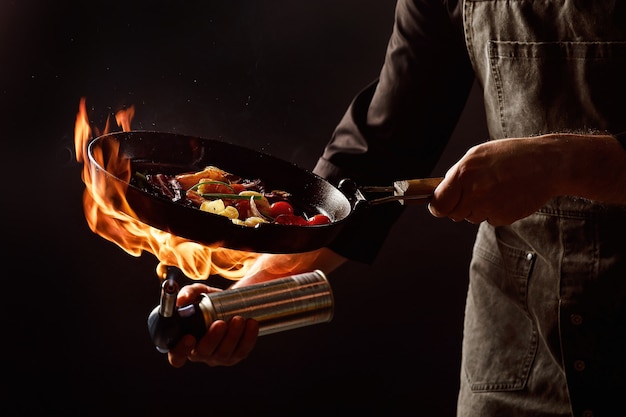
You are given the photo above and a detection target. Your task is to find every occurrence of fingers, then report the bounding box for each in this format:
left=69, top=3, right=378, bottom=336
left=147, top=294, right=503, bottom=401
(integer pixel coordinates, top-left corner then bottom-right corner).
left=428, top=168, right=488, bottom=224
left=189, top=317, right=259, bottom=367
left=430, top=195, right=487, bottom=224
left=167, top=317, right=259, bottom=368
left=463, top=212, right=488, bottom=225
left=428, top=170, right=463, bottom=220
left=187, top=319, right=229, bottom=365
left=168, top=334, right=197, bottom=368
left=176, top=283, right=218, bottom=306
left=168, top=283, right=259, bottom=368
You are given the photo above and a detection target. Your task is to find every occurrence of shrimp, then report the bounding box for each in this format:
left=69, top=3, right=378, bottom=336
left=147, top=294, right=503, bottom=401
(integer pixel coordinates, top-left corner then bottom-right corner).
left=175, top=166, right=229, bottom=190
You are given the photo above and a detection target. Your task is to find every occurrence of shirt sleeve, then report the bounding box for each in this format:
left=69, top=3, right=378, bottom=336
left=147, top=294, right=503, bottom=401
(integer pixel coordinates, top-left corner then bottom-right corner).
left=312, top=0, right=474, bottom=263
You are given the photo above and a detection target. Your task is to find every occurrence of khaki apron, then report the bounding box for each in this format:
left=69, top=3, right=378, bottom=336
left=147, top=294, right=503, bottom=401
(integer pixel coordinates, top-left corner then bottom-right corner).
left=459, top=1, right=626, bottom=416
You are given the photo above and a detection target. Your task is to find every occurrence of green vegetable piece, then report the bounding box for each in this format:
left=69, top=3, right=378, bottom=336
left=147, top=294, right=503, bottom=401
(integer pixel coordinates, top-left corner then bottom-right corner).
left=199, top=193, right=262, bottom=200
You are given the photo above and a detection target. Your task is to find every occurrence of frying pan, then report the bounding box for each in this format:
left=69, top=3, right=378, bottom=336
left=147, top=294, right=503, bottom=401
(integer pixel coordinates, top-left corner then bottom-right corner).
left=87, top=131, right=442, bottom=253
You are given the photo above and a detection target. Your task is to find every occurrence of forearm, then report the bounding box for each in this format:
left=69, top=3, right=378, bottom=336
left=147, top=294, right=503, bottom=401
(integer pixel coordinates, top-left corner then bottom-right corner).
left=231, top=248, right=347, bottom=288
left=554, top=133, right=626, bottom=205
left=429, top=132, right=626, bottom=225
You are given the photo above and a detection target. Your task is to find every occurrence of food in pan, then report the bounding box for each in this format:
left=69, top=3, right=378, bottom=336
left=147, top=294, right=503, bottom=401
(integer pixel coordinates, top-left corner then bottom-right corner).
left=133, top=165, right=332, bottom=227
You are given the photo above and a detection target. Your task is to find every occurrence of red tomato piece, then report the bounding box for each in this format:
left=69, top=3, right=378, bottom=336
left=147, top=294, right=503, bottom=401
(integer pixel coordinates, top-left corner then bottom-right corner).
left=274, top=214, right=308, bottom=226
left=270, top=201, right=294, bottom=218
left=307, top=214, right=331, bottom=225
left=233, top=200, right=251, bottom=219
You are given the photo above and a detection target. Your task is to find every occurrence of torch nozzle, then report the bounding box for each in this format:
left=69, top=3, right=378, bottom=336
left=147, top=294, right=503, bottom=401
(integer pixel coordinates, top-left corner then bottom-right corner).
left=158, top=272, right=179, bottom=318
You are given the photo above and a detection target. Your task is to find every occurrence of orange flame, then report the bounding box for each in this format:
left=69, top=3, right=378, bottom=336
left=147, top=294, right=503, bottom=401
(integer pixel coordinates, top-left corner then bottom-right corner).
left=74, top=98, right=262, bottom=281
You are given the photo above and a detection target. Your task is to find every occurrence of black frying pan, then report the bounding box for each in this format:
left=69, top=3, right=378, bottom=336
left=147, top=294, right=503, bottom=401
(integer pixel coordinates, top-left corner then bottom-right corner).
left=87, top=131, right=441, bottom=253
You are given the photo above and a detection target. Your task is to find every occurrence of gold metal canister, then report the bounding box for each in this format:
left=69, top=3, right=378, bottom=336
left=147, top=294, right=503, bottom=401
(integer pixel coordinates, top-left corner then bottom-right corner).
left=197, top=270, right=334, bottom=336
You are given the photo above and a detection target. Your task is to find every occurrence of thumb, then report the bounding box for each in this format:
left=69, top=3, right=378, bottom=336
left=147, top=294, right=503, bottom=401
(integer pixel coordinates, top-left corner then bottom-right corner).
left=176, top=283, right=218, bottom=306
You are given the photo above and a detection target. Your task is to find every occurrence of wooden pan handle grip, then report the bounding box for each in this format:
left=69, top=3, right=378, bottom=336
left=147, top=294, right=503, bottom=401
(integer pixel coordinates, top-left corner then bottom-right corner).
left=393, top=177, right=444, bottom=205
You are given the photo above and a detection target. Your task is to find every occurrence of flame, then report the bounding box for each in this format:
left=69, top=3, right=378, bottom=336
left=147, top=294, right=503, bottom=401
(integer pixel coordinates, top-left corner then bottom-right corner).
left=74, top=98, right=262, bottom=281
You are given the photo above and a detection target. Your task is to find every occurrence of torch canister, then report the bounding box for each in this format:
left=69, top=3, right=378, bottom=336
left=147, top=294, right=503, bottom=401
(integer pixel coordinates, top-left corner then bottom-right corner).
left=148, top=269, right=334, bottom=352
left=196, top=270, right=334, bottom=336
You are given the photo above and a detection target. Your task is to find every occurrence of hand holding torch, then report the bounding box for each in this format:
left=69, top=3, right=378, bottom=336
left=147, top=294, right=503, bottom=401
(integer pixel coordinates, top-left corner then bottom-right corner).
left=147, top=267, right=334, bottom=353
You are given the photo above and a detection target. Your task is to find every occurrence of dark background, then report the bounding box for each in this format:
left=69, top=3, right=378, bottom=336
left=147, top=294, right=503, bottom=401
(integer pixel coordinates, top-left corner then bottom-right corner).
left=2, top=1, right=487, bottom=415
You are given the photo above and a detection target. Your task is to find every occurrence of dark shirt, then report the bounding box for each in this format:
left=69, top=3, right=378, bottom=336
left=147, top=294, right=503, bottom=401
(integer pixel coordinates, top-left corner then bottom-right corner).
left=312, top=0, right=474, bottom=263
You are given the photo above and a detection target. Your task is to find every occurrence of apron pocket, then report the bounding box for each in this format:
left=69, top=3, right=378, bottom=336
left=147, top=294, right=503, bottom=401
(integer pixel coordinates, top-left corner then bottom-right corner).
left=488, top=40, right=626, bottom=138
left=462, top=226, right=538, bottom=392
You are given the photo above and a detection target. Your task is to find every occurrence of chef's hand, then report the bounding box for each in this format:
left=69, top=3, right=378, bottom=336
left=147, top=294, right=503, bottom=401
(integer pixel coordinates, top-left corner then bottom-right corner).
left=428, top=136, right=559, bottom=225
left=168, top=283, right=259, bottom=368
left=167, top=248, right=346, bottom=368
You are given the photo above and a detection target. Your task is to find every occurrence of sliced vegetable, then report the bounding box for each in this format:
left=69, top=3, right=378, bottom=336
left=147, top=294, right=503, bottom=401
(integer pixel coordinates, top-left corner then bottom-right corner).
left=219, top=206, right=239, bottom=220
left=249, top=195, right=273, bottom=222
left=243, top=216, right=268, bottom=227
left=197, top=193, right=261, bottom=200
left=242, top=191, right=271, bottom=218
left=200, top=199, right=226, bottom=214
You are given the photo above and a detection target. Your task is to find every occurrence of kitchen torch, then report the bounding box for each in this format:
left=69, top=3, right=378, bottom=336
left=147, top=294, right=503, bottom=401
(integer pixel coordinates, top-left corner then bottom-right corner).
left=147, top=267, right=334, bottom=353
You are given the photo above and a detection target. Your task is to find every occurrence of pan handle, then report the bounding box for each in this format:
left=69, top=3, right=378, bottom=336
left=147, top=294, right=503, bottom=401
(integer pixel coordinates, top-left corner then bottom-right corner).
left=337, top=178, right=369, bottom=210
left=394, top=177, right=443, bottom=205
left=366, top=177, right=444, bottom=205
